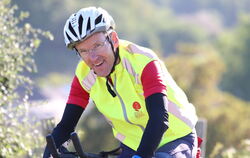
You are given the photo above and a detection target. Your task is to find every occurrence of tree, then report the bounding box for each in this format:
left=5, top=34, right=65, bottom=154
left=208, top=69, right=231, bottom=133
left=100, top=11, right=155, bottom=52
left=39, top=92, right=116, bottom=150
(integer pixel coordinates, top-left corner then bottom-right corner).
left=216, top=14, right=250, bottom=101
left=0, top=0, right=53, bottom=157
left=164, top=43, right=250, bottom=156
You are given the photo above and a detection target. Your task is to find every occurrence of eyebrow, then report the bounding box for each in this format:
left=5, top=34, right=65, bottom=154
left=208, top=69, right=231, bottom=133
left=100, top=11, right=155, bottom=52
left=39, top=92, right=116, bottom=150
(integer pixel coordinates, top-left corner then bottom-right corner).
left=79, top=38, right=106, bottom=51
left=77, top=32, right=108, bottom=50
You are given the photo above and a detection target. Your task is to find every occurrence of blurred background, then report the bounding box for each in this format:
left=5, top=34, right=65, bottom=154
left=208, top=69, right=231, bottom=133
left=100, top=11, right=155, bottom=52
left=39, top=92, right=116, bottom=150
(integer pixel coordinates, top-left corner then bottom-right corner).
left=1, top=0, right=250, bottom=157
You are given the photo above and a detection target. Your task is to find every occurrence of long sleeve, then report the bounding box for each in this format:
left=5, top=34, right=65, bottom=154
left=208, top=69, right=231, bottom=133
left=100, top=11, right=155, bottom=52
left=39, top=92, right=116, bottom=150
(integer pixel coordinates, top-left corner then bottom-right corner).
left=135, top=93, right=169, bottom=158
left=135, top=60, right=169, bottom=158
left=43, top=103, right=84, bottom=158
left=51, top=103, right=84, bottom=147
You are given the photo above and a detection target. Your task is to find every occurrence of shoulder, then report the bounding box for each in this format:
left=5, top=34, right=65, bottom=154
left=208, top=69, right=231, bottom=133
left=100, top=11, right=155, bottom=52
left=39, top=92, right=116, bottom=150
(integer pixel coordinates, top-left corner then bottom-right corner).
left=119, top=40, right=158, bottom=59
left=118, top=40, right=160, bottom=73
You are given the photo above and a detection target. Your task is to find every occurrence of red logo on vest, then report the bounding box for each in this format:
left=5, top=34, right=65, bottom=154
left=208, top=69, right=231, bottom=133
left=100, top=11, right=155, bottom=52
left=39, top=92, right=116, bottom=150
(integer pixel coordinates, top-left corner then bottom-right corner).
left=132, top=101, right=141, bottom=111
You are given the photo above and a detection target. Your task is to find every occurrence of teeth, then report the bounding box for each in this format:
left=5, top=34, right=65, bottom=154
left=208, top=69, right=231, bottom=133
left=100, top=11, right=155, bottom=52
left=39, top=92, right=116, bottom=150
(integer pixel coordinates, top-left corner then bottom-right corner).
left=95, top=61, right=103, bottom=66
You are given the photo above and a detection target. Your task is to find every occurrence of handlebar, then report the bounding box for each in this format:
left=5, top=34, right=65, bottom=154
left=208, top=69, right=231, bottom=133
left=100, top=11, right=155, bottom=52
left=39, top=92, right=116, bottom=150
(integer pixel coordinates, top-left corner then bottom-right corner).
left=46, top=134, right=60, bottom=158
left=46, top=132, right=108, bottom=158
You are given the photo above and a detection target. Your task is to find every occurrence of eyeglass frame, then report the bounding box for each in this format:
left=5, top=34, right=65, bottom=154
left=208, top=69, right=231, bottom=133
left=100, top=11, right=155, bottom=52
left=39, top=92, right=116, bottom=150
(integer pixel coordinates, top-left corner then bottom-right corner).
left=75, top=35, right=110, bottom=58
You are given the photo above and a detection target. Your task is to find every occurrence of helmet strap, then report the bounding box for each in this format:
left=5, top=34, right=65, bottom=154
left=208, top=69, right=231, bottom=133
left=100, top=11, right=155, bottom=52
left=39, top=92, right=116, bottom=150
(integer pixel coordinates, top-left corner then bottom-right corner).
left=105, top=37, right=119, bottom=97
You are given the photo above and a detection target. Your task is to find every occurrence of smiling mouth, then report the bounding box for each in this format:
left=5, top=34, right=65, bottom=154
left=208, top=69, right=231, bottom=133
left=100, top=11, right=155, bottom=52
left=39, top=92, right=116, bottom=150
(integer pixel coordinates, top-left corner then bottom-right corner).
left=94, top=61, right=104, bottom=67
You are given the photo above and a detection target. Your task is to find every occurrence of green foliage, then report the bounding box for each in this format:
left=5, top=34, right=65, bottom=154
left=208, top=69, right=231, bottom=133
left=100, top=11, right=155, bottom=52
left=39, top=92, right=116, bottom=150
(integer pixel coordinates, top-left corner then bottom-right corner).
left=77, top=106, right=119, bottom=153
left=209, top=139, right=250, bottom=158
left=0, top=0, right=53, bottom=157
left=164, top=43, right=250, bottom=156
left=216, top=14, right=250, bottom=101
left=157, top=0, right=250, bottom=26
left=11, top=0, right=250, bottom=156
left=14, top=0, right=208, bottom=57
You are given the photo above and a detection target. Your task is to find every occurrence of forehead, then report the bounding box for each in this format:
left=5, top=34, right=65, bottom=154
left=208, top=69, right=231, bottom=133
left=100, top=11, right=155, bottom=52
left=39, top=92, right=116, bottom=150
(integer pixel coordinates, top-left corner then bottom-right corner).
left=76, top=32, right=106, bottom=48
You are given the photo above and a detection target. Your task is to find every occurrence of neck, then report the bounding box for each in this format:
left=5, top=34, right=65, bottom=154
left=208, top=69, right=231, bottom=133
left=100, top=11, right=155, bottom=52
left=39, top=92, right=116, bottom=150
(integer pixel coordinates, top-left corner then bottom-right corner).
left=107, top=47, right=119, bottom=77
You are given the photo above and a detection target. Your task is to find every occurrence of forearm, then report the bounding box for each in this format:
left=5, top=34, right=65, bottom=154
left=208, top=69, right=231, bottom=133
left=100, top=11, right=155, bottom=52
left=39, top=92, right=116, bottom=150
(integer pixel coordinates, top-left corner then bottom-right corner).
left=136, top=93, right=169, bottom=158
left=51, top=103, right=84, bottom=147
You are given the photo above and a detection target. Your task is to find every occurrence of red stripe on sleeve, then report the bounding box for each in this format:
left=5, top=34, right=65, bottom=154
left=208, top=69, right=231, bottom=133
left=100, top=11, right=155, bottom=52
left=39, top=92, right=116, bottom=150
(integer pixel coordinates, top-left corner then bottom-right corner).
left=67, top=76, right=89, bottom=108
left=141, top=60, right=167, bottom=98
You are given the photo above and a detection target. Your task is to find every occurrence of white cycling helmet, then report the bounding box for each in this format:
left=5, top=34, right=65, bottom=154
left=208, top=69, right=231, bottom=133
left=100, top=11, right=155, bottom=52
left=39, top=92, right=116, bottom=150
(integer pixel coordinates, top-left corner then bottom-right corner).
left=63, top=7, right=115, bottom=49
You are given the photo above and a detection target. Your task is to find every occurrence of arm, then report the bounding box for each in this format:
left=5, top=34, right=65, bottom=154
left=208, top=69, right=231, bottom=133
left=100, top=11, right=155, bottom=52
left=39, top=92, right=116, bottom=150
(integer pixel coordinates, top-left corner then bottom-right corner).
left=51, top=103, right=84, bottom=147
left=135, top=60, right=169, bottom=158
left=53, top=76, right=89, bottom=146
left=43, top=104, right=84, bottom=158
left=135, top=93, right=169, bottom=158
left=43, top=76, right=89, bottom=157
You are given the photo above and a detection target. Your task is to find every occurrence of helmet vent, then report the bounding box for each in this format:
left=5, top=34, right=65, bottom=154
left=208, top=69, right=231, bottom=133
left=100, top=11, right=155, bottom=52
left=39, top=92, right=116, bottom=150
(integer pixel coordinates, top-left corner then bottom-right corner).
left=78, top=15, right=83, bottom=36
left=63, top=7, right=116, bottom=49
left=87, top=17, right=91, bottom=31
left=69, top=22, right=78, bottom=38
left=66, top=32, right=72, bottom=42
left=95, top=14, right=102, bottom=25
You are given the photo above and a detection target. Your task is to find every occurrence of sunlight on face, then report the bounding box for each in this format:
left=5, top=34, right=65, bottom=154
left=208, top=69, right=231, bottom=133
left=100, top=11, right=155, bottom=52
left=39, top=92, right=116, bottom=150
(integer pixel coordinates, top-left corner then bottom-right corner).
left=75, top=32, right=116, bottom=77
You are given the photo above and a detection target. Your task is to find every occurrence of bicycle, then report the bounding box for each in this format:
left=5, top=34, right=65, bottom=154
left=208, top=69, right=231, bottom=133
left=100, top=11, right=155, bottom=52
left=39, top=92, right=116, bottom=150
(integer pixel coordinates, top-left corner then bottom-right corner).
left=46, top=132, right=203, bottom=158
left=46, top=132, right=121, bottom=158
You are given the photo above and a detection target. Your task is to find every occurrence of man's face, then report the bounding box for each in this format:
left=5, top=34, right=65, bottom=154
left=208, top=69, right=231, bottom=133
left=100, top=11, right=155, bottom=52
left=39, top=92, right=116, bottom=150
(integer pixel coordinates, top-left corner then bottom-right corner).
left=75, top=32, right=117, bottom=77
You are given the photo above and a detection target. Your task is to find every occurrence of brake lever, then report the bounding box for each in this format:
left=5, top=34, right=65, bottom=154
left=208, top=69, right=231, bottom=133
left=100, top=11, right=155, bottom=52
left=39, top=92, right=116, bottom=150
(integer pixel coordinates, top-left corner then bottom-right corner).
left=70, top=132, right=105, bottom=158
left=70, top=132, right=88, bottom=158
left=46, top=134, right=60, bottom=158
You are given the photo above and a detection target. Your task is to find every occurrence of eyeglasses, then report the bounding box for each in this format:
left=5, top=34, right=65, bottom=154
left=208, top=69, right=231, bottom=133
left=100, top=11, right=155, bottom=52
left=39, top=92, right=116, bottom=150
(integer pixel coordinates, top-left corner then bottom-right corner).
left=77, top=37, right=109, bottom=58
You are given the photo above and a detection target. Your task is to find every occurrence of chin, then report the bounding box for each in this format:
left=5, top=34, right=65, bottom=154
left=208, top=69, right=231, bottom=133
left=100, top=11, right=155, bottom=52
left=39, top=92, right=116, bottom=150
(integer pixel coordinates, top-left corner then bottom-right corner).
left=95, top=69, right=112, bottom=77
left=97, top=74, right=106, bottom=77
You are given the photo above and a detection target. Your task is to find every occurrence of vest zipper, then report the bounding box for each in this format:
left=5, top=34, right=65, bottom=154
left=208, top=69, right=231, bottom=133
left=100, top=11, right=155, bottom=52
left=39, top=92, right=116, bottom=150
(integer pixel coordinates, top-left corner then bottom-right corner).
left=107, top=75, right=145, bottom=132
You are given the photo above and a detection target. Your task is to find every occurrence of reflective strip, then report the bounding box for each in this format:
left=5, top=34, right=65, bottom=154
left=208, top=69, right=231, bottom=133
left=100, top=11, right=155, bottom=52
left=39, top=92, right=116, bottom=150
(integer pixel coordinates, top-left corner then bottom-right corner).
left=81, top=70, right=97, bottom=91
left=122, top=58, right=141, bottom=84
left=112, top=75, right=145, bottom=131
left=127, top=43, right=158, bottom=59
left=168, top=101, right=198, bottom=129
left=116, top=133, right=126, bottom=142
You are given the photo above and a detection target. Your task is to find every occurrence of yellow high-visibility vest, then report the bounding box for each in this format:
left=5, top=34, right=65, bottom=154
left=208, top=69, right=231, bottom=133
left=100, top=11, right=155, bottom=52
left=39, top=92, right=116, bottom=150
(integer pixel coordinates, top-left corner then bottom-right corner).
left=75, top=40, right=198, bottom=150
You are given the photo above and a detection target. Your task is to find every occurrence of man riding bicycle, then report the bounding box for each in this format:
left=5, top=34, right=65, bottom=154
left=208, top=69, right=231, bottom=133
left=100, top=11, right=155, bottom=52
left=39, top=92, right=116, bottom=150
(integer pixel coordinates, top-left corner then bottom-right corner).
left=43, top=7, right=199, bottom=158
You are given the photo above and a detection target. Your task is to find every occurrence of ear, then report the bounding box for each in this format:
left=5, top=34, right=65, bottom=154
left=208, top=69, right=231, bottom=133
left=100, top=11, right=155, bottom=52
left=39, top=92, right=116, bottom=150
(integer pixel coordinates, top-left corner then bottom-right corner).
left=110, top=31, right=119, bottom=49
